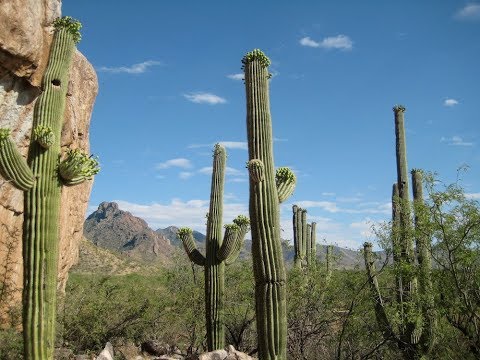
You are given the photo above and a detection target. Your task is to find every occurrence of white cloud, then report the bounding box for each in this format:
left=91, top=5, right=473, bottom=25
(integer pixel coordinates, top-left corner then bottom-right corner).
left=156, top=158, right=192, bottom=169
left=183, top=92, right=227, bottom=105
left=466, top=193, right=480, bottom=199
left=220, top=141, right=247, bottom=150
left=97, top=60, right=162, bottom=74
left=300, top=37, right=321, bottom=47
left=441, top=136, right=474, bottom=146
left=114, top=199, right=248, bottom=232
left=189, top=141, right=247, bottom=150
left=322, top=192, right=336, bottom=196
left=227, top=73, right=244, bottom=80
left=444, top=98, right=459, bottom=107
left=350, top=218, right=375, bottom=239
left=295, top=200, right=391, bottom=215
left=229, top=178, right=248, bottom=183
left=465, top=193, right=480, bottom=200
left=300, top=35, right=353, bottom=50
left=455, top=3, right=480, bottom=20
left=179, top=172, right=194, bottom=180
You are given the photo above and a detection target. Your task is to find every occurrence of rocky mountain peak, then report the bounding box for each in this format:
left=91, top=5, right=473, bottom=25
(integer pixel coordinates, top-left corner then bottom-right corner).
left=84, top=202, right=173, bottom=263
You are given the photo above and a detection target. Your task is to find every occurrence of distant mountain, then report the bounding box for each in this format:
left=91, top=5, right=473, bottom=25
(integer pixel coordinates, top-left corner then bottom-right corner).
left=83, top=202, right=174, bottom=264
left=83, top=202, right=381, bottom=270
left=156, top=226, right=206, bottom=247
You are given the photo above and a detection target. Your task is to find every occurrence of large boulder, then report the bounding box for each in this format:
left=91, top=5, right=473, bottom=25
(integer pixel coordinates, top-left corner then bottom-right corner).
left=199, top=345, right=255, bottom=360
left=0, top=0, right=98, bottom=321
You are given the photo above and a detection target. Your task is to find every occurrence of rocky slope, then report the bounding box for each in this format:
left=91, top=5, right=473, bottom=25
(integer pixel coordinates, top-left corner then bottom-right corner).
left=83, top=202, right=371, bottom=269
left=84, top=202, right=174, bottom=264
left=0, top=0, right=98, bottom=317
left=156, top=225, right=206, bottom=246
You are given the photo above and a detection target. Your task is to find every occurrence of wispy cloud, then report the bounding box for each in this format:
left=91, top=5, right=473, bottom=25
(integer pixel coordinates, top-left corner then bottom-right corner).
left=295, top=200, right=391, bottom=215
left=183, top=92, right=227, bottom=105
left=444, top=98, right=459, bottom=107
left=441, top=136, right=474, bottom=146
left=300, top=35, right=353, bottom=50
left=113, top=199, right=248, bottom=231
left=466, top=193, right=480, bottom=200
left=156, top=158, right=192, bottom=169
left=227, top=73, right=244, bottom=80
left=179, top=172, right=194, bottom=180
left=97, top=60, right=162, bottom=74
left=455, top=3, right=480, bottom=20
left=322, top=192, right=336, bottom=196
left=189, top=141, right=247, bottom=150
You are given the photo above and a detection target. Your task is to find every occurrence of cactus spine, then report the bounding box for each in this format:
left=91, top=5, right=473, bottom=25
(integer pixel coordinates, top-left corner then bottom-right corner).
left=178, top=144, right=249, bottom=351
left=0, top=17, right=99, bottom=359
left=243, top=49, right=296, bottom=360
left=363, top=106, right=435, bottom=359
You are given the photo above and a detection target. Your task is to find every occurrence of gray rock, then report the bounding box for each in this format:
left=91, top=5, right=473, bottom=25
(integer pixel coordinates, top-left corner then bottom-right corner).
left=96, top=342, right=114, bottom=360
left=198, top=345, right=254, bottom=360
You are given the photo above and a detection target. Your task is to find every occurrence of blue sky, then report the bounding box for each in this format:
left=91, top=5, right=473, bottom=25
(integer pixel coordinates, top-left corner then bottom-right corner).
left=63, top=1, right=479, bottom=249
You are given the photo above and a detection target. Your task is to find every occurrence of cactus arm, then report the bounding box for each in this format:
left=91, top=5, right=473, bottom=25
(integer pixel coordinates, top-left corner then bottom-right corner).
left=411, top=169, right=436, bottom=352
left=0, top=129, right=35, bottom=190
left=310, top=222, right=317, bottom=265
left=306, top=223, right=312, bottom=266
left=275, top=167, right=296, bottom=203
left=244, top=49, right=287, bottom=360
left=178, top=228, right=206, bottom=266
left=292, top=205, right=301, bottom=268
left=217, top=223, right=240, bottom=261
left=301, top=209, right=307, bottom=267
left=363, top=242, right=395, bottom=341
left=59, top=148, right=99, bottom=186
left=224, top=215, right=250, bottom=265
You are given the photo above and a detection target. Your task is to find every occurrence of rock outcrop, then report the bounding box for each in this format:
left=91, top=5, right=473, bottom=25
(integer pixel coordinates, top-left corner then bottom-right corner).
left=156, top=225, right=206, bottom=247
left=0, top=0, right=98, bottom=320
left=84, top=202, right=174, bottom=264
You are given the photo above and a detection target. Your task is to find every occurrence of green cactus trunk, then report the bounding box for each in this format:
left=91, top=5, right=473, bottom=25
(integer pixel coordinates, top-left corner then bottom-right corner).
left=23, top=27, right=76, bottom=360
left=244, top=49, right=289, bottom=360
left=411, top=169, right=436, bottom=352
left=393, top=106, right=418, bottom=347
left=0, top=18, right=98, bottom=360
left=306, top=223, right=312, bottom=266
left=310, top=222, right=317, bottom=266
left=204, top=145, right=226, bottom=350
left=292, top=205, right=301, bottom=268
left=177, top=144, right=250, bottom=352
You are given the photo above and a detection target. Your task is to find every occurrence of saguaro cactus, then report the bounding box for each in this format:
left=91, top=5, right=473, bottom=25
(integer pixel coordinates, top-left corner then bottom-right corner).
left=243, top=49, right=296, bottom=360
left=0, top=17, right=99, bottom=359
left=363, top=106, right=435, bottom=359
left=177, top=144, right=250, bottom=351
left=292, top=206, right=317, bottom=269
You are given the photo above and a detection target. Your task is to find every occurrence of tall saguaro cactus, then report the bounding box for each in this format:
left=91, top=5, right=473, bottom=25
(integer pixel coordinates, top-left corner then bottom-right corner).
left=243, top=49, right=296, bottom=360
left=0, top=17, right=99, bottom=359
left=363, top=106, right=435, bottom=359
left=177, top=144, right=250, bottom=351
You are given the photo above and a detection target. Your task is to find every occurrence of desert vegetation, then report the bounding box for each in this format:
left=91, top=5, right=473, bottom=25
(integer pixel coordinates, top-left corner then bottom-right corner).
left=0, top=11, right=479, bottom=360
